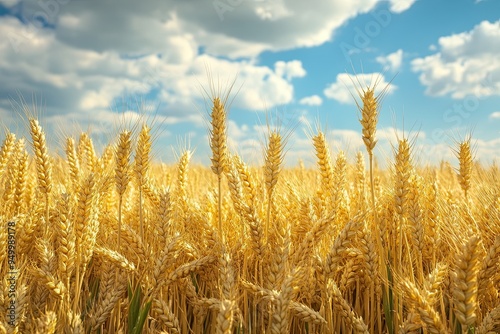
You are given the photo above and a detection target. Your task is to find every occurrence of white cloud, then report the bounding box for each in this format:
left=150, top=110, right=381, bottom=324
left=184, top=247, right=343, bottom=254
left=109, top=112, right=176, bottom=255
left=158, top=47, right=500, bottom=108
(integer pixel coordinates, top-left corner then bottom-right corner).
left=227, top=120, right=248, bottom=139
left=376, top=49, right=403, bottom=72
left=0, top=17, right=299, bottom=139
left=158, top=55, right=298, bottom=111
left=227, top=120, right=252, bottom=154
left=0, top=0, right=416, bottom=125
left=377, top=127, right=426, bottom=142
left=236, top=122, right=500, bottom=168
left=254, top=0, right=293, bottom=21
left=415, top=135, right=500, bottom=167
left=59, top=14, right=82, bottom=29
left=473, top=137, right=500, bottom=165
left=312, top=127, right=432, bottom=168
left=299, top=95, right=323, bottom=106
left=3, top=0, right=405, bottom=59
left=489, top=111, right=500, bottom=119
left=411, top=20, right=500, bottom=99
left=0, top=0, right=420, bottom=165
left=275, top=60, right=306, bottom=81
left=0, top=0, right=19, bottom=6
left=329, top=129, right=365, bottom=152
left=324, top=73, right=397, bottom=104
left=224, top=118, right=314, bottom=167
left=388, top=0, right=417, bottom=13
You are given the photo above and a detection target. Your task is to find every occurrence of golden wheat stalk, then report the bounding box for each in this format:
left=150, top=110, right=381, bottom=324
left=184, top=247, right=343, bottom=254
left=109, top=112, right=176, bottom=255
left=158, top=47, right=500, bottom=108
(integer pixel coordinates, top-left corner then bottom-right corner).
left=312, top=131, right=334, bottom=199
left=209, top=97, right=229, bottom=240
left=29, top=118, right=52, bottom=233
left=115, top=130, right=132, bottom=250
left=329, top=280, right=369, bottom=334
left=134, top=124, right=152, bottom=242
left=452, top=235, right=481, bottom=329
left=455, top=136, right=473, bottom=200
left=399, top=279, right=447, bottom=334
left=0, top=132, right=16, bottom=179
left=264, top=130, right=284, bottom=243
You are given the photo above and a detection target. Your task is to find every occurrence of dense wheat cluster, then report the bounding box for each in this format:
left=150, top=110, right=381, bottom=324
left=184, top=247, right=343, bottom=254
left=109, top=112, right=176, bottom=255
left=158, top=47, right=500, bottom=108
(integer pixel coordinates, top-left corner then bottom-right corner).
left=0, top=94, right=499, bottom=334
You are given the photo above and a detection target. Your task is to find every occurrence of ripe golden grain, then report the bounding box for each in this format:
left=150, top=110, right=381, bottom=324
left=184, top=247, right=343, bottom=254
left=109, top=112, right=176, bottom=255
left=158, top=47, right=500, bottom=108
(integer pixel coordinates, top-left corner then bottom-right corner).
left=1, top=89, right=499, bottom=333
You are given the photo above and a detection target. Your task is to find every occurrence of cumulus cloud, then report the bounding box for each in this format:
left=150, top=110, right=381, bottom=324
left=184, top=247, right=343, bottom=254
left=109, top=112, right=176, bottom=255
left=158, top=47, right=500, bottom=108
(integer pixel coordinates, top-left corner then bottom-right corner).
left=489, top=111, right=500, bottom=119
left=0, top=0, right=18, bottom=6
left=224, top=118, right=313, bottom=167
left=1, top=0, right=410, bottom=59
left=311, top=124, right=492, bottom=168
left=329, top=129, right=365, bottom=152
left=0, top=0, right=420, bottom=164
left=388, top=0, right=417, bottom=13
left=411, top=20, right=500, bottom=99
left=415, top=134, right=500, bottom=167
left=0, top=0, right=417, bottom=120
left=376, top=49, right=403, bottom=72
left=0, top=0, right=408, bottom=128
left=226, top=120, right=258, bottom=159
left=0, top=18, right=301, bottom=140
left=299, top=95, right=322, bottom=106
left=473, top=137, right=500, bottom=164
left=314, top=127, right=434, bottom=168
left=233, top=124, right=500, bottom=168
left=158, top=55, right=300, bottom=111
left=275, top=60, right=306, bottom=81
left=323, top=73, right=397, bottom=104
left=377, top=127, right=425, bottom=143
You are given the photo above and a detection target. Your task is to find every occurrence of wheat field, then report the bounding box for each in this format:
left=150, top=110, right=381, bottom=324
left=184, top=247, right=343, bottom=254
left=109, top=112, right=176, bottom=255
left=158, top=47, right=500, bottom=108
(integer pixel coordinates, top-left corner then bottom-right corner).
left=0, top=88, right=499, bottom=334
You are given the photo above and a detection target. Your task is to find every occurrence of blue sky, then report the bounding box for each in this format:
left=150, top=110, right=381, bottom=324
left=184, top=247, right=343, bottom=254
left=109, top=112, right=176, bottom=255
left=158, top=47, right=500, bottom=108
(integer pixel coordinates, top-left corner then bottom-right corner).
left=1, top=0, right=499, bottom=167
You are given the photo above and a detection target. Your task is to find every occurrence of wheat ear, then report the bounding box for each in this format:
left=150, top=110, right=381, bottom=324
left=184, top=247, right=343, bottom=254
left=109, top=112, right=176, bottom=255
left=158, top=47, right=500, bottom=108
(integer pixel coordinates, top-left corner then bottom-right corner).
left=271, top=271, right=296, bottom=334
left=77, top=132, right=96, bottom=173
left=312, top=131, right=334, bottom=200
left=65, top=137, right=80, bottom=190
left=115, top=130, right=132, bottom=250
left=153, top=299, right=181, bottom=333
left=209, top=97, right=228, bottom=239
left=478, top=236, right=500, bottom=298
left=476, top=305, right=500, bottom=334
left=134, top=124, right=152, bottom=242
left=34, top=310, right=57, bottom=334
left=329, top=280, right=369, bottom=334
left=355, top=84, right=381, bottom=215
left=0, top=132, right=16, bottom=179
left=29, top=118, right=52, bottom=232
left=12, top=140, right=28, bottom=215
left=399, top=279, right=447, bottom=334
left=455, top=136, right=473, bottom=200
left=452, top=235, right=481, bottom=329
left=264, top=130, right=283, bottom=243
